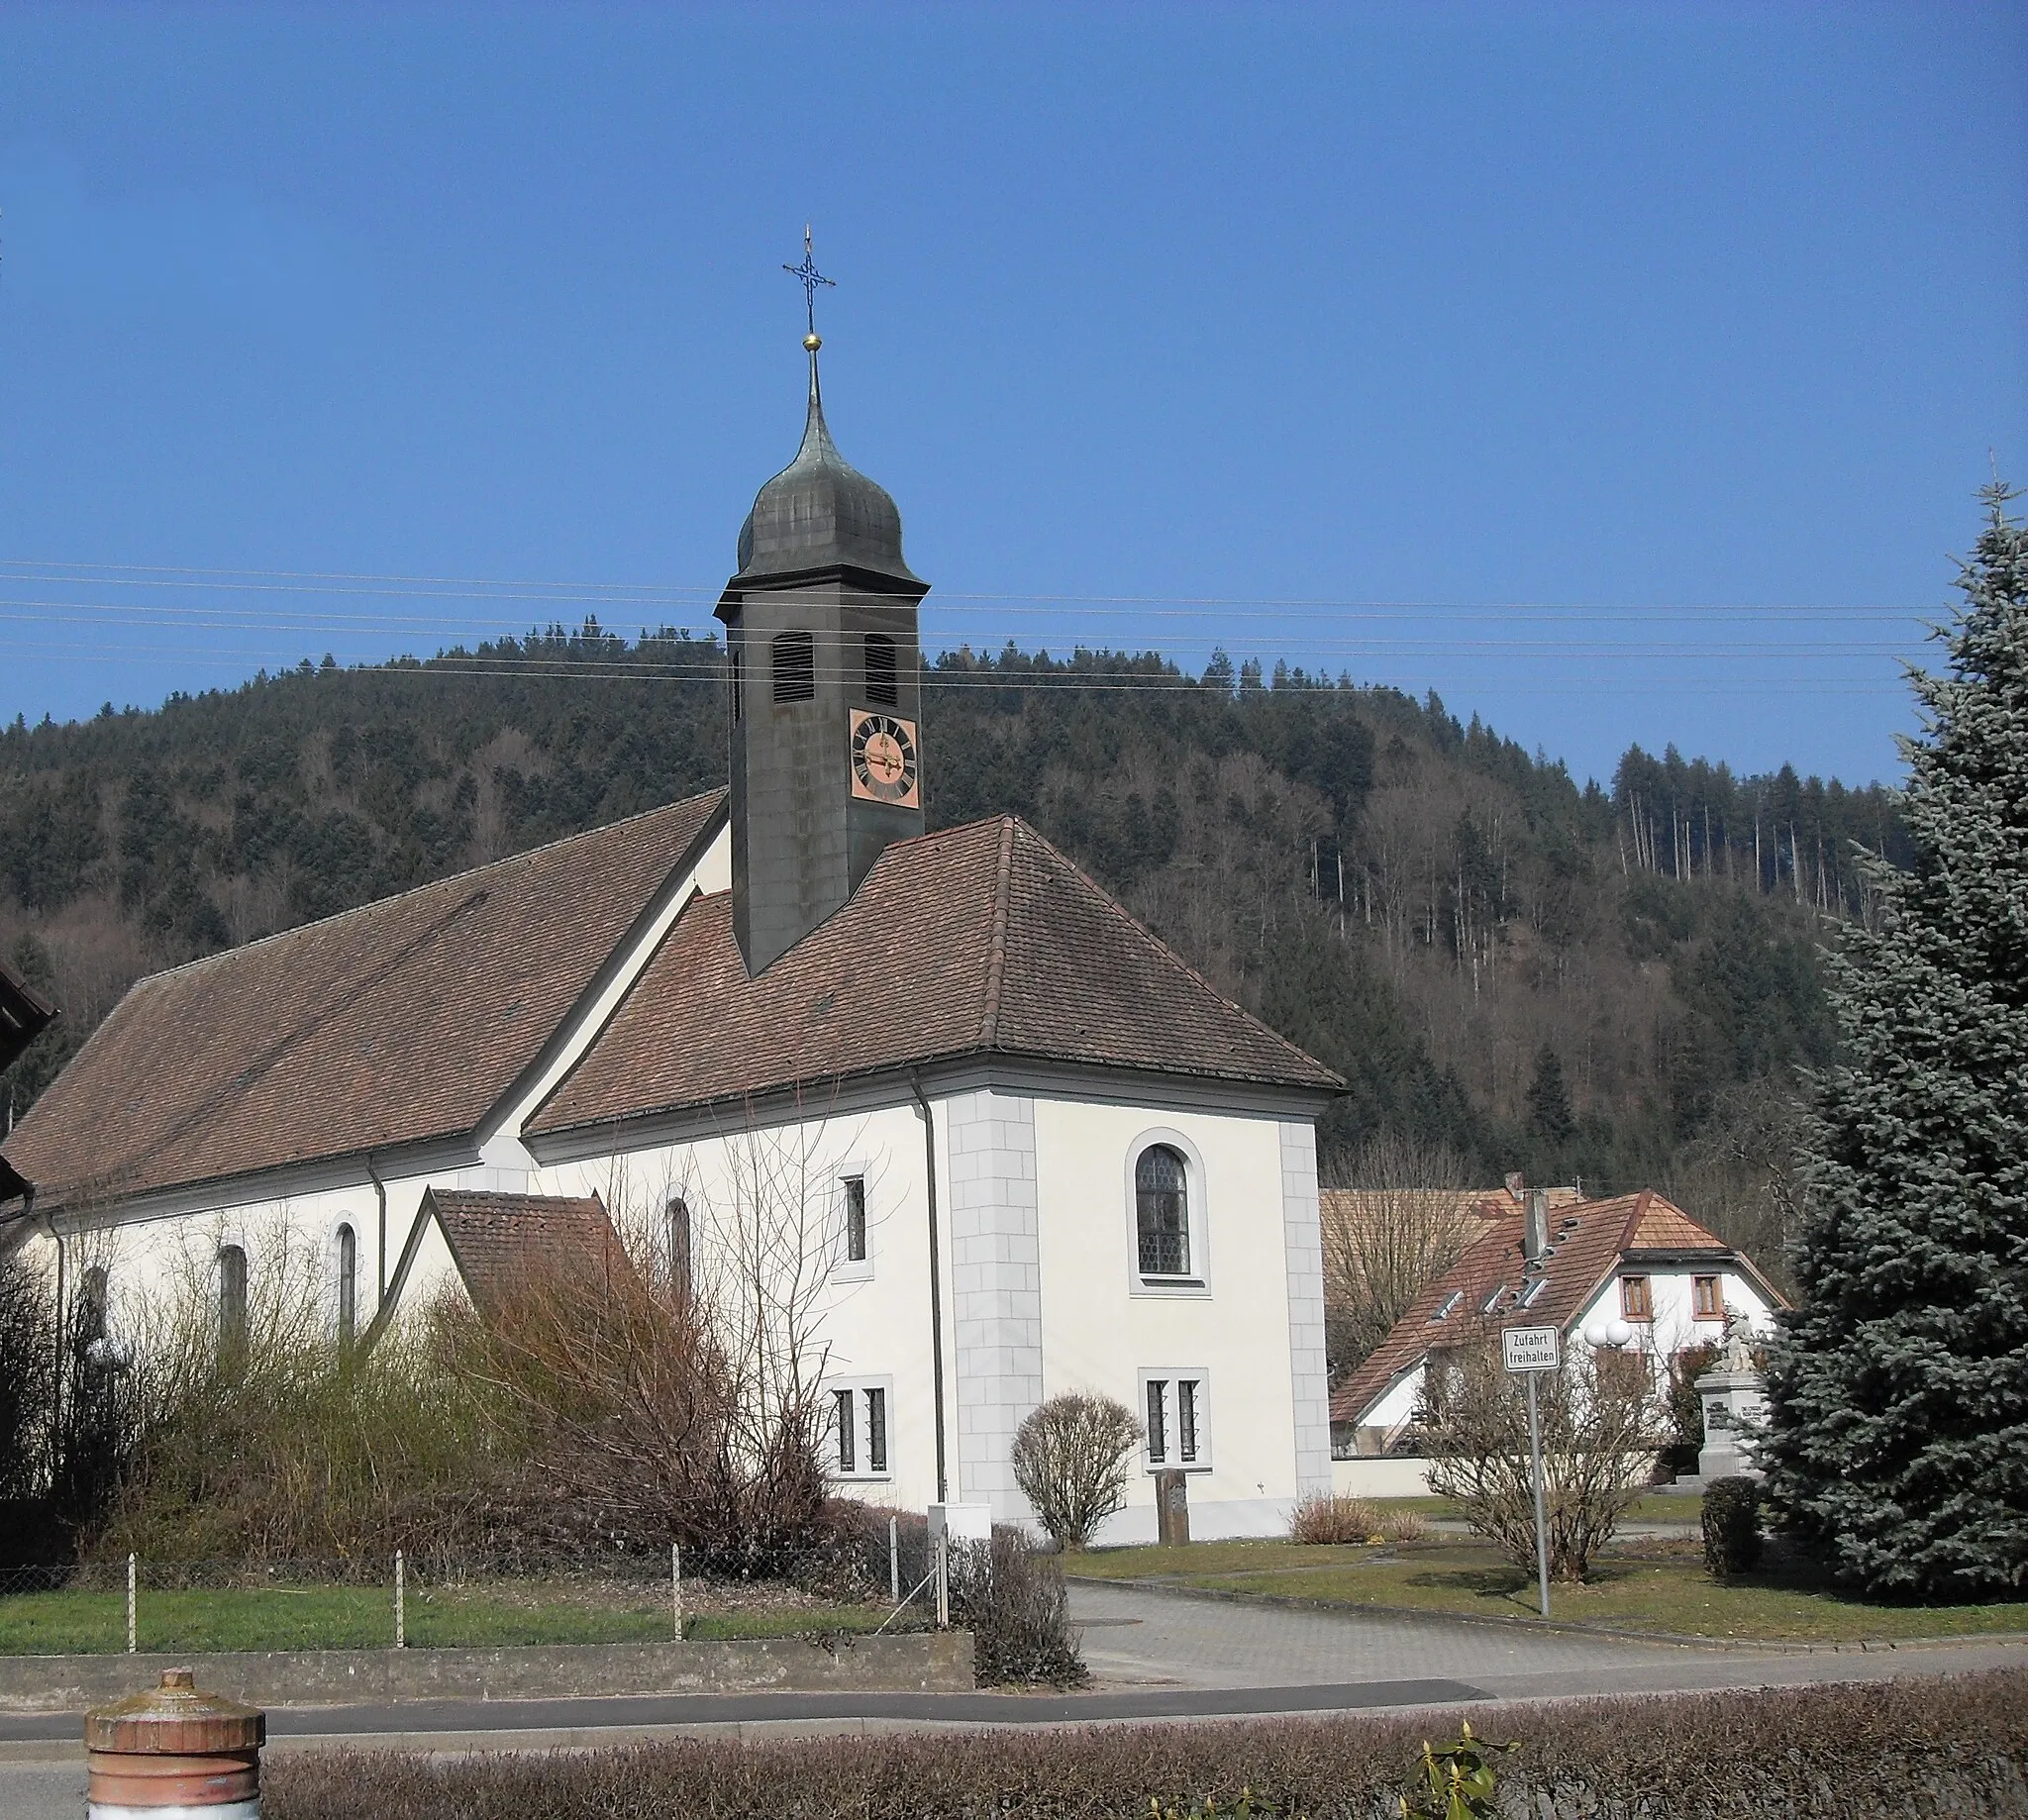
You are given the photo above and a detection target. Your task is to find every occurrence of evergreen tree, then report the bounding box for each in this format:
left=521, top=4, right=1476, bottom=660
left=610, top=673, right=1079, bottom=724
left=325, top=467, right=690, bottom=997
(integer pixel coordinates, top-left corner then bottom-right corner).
left=1527, top=1045, right=1576, bottom=1149
left=1764, top=484, right=2028, bottom=1598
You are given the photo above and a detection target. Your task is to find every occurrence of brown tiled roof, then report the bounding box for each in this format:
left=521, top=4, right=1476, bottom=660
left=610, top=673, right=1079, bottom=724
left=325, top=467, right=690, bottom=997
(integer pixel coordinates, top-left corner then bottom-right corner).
left=422, top=1188, right=628, bottom=1321
left=0, top=959, right=56, bottom=1077
left=1328, top=1189, right=1758, bottom=1429
left=1319, top=1183, right=1580, bottom=1240
left=1, top=793, right=725, bottom=1210
left=530, top=815, right=1339, bottom=1138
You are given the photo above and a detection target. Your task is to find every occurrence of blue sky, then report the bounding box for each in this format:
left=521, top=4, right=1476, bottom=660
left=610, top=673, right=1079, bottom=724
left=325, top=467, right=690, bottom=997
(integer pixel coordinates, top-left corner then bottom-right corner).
left=1, top=3, right=2022, bottom=787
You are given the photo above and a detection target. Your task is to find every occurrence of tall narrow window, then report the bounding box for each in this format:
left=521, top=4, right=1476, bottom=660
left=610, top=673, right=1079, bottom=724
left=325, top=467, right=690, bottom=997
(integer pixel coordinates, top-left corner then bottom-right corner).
left=834, top=1388, right=856, bottom=1473
left=730, top=647, right=744, bottom=723
left=74, top=1265, right=109, bottom=1354
left=336, top=1225, right=356, bottom=1351
left=843, top=1176, right=867, bottom=1264
left=219, top=1245, right=249, bottom=1356
left=1146, top=1378, right=1167, bottom=1465
left=1620, top=1274, right=1653, bottom=1321
left=1135, top=1145, right=1189, bottom=1276
left=667, top=1197, right=692, bottom=1302
left=864, top=633, right=898, bottom=705
left=865, top=1386, right=888, bottom=1473
left=772, top=631, right=815, bottom=703
left=1178, top=1378, right=1200, bottom=1464
left=1692, top=1274, right=1722, bottom=1319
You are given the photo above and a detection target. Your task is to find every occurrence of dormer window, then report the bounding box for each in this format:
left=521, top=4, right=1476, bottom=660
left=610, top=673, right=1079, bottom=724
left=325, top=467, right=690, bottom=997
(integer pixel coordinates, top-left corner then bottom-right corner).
left=1480, top=1284, right=1509, bottom=1314
left=772, top=631, right=815, bottom=703
left=1430, top=1289, right=1466, bottom=1322
left=863, top=633, right=898, bottom=706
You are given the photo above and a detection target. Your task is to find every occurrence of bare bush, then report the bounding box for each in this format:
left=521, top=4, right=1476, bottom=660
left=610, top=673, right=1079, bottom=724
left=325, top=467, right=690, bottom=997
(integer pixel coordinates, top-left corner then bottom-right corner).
left=1419, top=1336, right=1668, bottom=1580
left=1288, top=1492, right=1382, bottom=1545
left=1010, top=1393, right=1141, bottom=1551
left=951, top=1527, right=1086, bottom=1686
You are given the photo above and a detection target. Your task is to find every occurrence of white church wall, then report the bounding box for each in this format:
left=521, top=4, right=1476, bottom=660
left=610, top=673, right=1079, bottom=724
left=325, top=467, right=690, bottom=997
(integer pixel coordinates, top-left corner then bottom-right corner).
left=1030, top=1094, right=1309, bottom=1544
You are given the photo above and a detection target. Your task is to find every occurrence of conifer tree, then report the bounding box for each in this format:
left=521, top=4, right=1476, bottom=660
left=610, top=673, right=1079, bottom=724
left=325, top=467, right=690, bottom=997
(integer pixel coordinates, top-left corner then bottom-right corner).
left=1763, top=484, right=2028, bottom=1598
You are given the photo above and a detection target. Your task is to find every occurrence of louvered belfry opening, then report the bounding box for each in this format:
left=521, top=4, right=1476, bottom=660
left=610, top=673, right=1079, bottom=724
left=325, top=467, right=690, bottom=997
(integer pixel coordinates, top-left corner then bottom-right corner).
left=864, top=632, right=898, bottom=705
left=771, top=631, right=816, bottom=703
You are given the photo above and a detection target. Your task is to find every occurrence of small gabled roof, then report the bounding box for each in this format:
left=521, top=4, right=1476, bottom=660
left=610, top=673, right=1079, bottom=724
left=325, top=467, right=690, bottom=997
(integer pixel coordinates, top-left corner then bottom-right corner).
left=422, top=1187, right=627, bottom=1322
left=2, top=792, right=726, bottom=1212
left=1328, top=1189, right=1777, bottom=1429
left=529, top=814, right=1340, bottom=1139
left=0, top=959, right=56, bottom=1078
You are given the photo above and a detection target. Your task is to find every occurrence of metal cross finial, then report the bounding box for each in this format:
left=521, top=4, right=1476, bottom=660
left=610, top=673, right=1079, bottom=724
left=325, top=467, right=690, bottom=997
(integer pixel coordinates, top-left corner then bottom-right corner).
left=783, top=225, right=835, bottom=339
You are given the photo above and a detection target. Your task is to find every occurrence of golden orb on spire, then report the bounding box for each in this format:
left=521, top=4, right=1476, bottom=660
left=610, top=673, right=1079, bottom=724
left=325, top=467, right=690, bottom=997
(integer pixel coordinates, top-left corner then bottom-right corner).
left=803, top=332, right=823, bottom=352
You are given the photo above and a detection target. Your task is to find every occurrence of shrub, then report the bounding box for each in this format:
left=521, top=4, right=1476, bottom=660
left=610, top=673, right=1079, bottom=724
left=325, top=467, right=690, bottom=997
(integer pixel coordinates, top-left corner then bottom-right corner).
left=1287, top=1492, right=1381, bottom=1545
left=1702, top=1475, right=1764, bottom=1577
left=1380, top=1509, right=1427, bottom=1544
left=262, top=1670, right=2028, bottom=1820
left=1420, top=1337, right=1668, bottom=1580
left=1010, top=1393, right=1141, bottom=1551
left=950, top=1525, right=1086, bottom=1687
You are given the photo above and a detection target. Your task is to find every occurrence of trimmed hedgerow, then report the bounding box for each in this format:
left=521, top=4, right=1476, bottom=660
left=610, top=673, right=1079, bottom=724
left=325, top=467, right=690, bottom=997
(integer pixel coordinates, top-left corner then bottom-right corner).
left=265, top=1669, right=2028, bottom=1820
left=1702, top=1476, right=1764, bottom=1578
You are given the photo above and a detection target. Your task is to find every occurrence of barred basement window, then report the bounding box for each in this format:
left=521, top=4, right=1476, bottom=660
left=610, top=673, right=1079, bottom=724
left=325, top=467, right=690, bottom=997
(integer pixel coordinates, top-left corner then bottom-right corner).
left=834, top=1388, right=856, bottom=1473
left=1177, top=1378, right=1199, bottom=1464
left=1140, top=1368, right=1211, bottom=1469
left=828, top=1379, right=894, bottom=1479
left=865, top=1386, right=888, bottom=1473
left=772, top=631, right=815, bottom=702
left=1146, top=1377, right=1167, bottom=1465
left=864, top=633, right=898, bottom=705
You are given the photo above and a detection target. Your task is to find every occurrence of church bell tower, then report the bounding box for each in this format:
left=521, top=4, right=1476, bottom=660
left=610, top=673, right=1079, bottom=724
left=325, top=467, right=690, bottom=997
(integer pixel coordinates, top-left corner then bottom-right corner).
left=717, top=240, right=929, bottom=975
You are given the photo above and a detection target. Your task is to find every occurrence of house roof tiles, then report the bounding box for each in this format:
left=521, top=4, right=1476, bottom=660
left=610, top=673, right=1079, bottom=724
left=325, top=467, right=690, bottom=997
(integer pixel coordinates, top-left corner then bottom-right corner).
left=1328, top=1189, right=1755, bottom=1429
left=422, top=1188, right=626, bottom=1321
left=2, top=792, right=725, bottom=1210
left=529, top=813, right=1340, bottom=1137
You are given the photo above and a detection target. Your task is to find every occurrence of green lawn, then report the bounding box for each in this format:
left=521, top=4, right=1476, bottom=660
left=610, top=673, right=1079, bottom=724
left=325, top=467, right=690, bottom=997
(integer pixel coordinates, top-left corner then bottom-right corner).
left=1064, top=1537, right=2028, bottom=1643
left=0, top=1581, right=894, bottom=1655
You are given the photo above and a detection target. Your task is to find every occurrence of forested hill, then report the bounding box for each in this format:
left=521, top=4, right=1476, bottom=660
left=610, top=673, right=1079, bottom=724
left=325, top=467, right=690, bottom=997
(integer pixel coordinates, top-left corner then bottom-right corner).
left=1, top=626, right=1904, bottom=1272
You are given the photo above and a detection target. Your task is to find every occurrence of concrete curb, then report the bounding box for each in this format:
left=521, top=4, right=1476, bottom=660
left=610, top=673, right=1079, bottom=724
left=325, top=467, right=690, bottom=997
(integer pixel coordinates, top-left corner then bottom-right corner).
left=1069, top=1575, right=2028, bottom=1656
left=0, top=1632, right=973, bottom=1715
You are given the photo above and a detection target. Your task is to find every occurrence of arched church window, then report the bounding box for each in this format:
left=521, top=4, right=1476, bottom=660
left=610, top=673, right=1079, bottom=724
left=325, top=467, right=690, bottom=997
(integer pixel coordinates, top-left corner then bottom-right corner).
left=336, top=1225, right=357, bottom=1351
left=219, top=1244, right=249, bottom=1356
left=1135, top=1145, right=1190, bottom=1277
left=772, top=631, right=815, bottom=703
left=863, top=634, right=898, bottom=705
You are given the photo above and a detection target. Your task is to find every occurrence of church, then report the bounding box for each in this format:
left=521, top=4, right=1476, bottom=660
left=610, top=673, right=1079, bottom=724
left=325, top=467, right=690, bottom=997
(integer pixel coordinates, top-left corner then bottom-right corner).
left=0, top=322, right=1341, bottom=1543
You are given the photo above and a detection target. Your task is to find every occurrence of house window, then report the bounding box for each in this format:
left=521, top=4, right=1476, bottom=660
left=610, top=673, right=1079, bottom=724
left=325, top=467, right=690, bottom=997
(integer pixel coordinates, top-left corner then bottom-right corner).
left=219, top=1245, right=249, bottom=1354
left=667, top=1197, right=692, bottom=1302
left=1692, top=1274, right=1722, bottom=1319
left=336, top=1225, right=356, bottom=1350
left=772, top=631, right=815, bottom=703
left=828, top=1378, right=893, bottom=1479
left=843, top=1176, right=867, bottom=1264
left=864, top=633, right=898, bottom=706
left=1620, top=1274, right=1653, bottom=1321
left=1140, top=1368, right=1210, bottom=1469
left=1135, top=1145, right=1190, bottom=1277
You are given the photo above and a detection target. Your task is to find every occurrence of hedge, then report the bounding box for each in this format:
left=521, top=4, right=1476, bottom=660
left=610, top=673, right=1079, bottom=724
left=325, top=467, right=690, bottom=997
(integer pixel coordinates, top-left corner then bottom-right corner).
left=266, top=1668, right=2028, bottom=1820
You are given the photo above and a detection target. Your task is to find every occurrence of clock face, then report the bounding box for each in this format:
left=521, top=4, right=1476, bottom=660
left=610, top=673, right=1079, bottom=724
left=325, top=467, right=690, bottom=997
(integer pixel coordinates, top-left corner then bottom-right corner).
left=849, top=709, right=921, bottom=808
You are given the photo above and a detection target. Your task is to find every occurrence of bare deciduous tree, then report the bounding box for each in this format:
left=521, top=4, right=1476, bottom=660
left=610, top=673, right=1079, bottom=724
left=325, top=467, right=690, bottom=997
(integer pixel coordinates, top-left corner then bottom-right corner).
left=1419, top=1334, right=1668, bottom=1581
left=1010, top=1393, right=1141, bottom=1551
left=1321, top=1131, right=1478, bottom=1377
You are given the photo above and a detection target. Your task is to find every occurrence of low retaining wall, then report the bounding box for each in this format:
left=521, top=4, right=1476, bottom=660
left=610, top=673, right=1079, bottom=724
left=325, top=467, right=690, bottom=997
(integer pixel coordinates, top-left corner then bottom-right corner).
left=0, top=1632, right=974, bottom=1714
left=1331, top=1456, right=1434, bottom=1498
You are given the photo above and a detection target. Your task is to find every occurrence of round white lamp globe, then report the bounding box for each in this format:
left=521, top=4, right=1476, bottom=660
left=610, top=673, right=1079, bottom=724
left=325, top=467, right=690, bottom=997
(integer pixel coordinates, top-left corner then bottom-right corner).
left=1606, top=1318, right=1634, bottom=1349
left=1581, top=1321, right=1608, bottom=1349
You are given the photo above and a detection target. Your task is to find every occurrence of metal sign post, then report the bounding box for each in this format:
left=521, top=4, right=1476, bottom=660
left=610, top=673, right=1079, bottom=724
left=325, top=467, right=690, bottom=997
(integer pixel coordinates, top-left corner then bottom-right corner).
left=1502, top=1325, right=1560, bottom=1619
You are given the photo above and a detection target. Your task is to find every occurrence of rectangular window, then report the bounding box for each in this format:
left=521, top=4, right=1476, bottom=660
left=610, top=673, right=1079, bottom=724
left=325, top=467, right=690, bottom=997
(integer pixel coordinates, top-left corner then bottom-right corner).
left=667, top=1197, right=692, bottom=1302
left=1146, top=1378, right=1167, bottom=1465
left=834, top=1388, right=856, bottom=1473
left=1621, top=1274, right=1654, bottom=1320
left=1178, top=1379, right=1199, bottom=1464
left=1692, top=1275, right=1722, bottom=1319
left=843, top=1176, right=867, bottom=1264
left=1140, top=1367, right=1211, bottom=1470
left=865, top=1386, right=887, bottom=1473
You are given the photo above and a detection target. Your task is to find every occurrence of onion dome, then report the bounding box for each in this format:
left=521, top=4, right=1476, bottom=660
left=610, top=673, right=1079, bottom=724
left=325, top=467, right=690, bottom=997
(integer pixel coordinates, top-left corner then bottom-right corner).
left=734, top=339, right=921, bottom=586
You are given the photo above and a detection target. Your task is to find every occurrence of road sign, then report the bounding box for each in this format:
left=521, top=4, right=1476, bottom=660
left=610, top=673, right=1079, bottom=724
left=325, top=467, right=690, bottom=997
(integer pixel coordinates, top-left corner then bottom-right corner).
left=1503, top=1325, right=1561, bottom=1373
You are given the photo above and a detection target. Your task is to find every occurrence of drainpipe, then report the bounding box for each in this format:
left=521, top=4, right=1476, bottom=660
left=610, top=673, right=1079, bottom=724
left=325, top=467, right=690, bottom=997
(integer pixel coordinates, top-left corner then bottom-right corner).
left=366, top=1155, right=388, bottom=1309
left=908, top=1072, right=950, bottom=1503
